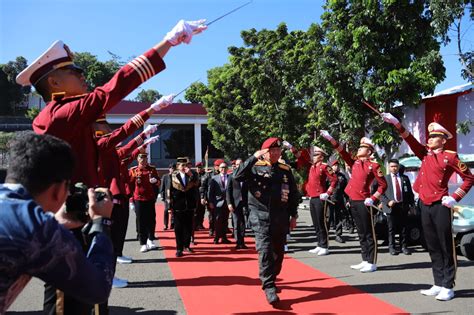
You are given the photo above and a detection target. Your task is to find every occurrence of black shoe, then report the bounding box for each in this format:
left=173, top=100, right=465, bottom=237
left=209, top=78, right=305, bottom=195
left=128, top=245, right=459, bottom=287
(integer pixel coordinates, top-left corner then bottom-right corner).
left=240, top=244, right=248, bottom=249
left=175, top=251, right=183, bottom=257
left=402, top=247, right=411, bottom=255
left=213, top=239, right=219, bottom=244
left=264, top=287, right=280, bottom=305
left=335, top=236, right=345, bottom=243
left=389, top=248, right=399, bottom=255
left=184, top=247, right=194, bottom=253
left=164, top=226, right=168, bottom=230
left=170, top=224, right=175, bottom=230
left=275, top=286, right=282, bottom=293
left=221, top=239, right=232, bottom=244
left=209, top=230, right=214, bottom=237
left=199, top=224, right=205, bottom=229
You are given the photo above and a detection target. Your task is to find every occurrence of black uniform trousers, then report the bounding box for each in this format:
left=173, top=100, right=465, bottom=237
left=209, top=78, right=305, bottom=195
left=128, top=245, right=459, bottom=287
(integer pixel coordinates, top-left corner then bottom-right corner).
left=310, top=197, right=329, bottom=248
left=331, top=200, right=346, bottom=237
left=110, top=198, right=129, bottom=257
left=174, top=209, right=194, bottom=251
left=163, top=200, right=175, bottom=229
left=207, top=205, right=215, bottom=235
left=195, top=202, right=206, bottom=229
left=214, top=203, right=230, bottom=241
left=387, top=203, right=409, bottom=250
left=350, top=200, right=377, bottom=264
left=252, top=220, right=287, bottom=289
left=420, top=201, right=456, bottom=288
left=232, top=204, right=246, bottom=245
left=134, top=200, right=156, bottom=245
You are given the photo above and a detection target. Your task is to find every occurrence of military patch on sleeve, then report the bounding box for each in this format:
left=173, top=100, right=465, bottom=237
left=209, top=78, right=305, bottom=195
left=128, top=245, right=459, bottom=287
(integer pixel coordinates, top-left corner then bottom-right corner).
left=458, top=161, right=468, bottom=172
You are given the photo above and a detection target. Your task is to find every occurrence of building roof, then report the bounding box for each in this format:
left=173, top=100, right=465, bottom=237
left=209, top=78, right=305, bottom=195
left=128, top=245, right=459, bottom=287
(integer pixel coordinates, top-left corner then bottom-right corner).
left=107, top=100, right=207, bottom=116
left=423, top=83, right=473, bottom=101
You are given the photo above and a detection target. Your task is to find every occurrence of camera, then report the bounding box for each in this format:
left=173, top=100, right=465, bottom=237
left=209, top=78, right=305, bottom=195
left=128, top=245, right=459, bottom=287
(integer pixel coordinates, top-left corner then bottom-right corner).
left=65, top=183, right=106, bottom=223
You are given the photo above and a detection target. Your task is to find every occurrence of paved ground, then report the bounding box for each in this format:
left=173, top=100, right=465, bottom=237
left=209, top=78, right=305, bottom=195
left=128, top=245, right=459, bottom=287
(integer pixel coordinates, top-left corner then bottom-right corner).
left=7, top=201, right=474, bottom=314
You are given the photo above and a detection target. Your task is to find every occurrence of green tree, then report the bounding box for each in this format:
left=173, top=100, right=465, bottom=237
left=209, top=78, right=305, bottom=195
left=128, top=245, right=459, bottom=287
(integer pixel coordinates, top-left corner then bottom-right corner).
left=134, top=89, right=162, bottom=103
left=191, top=23, right=325, bottom=158
left=316, top=0, right=445, bottom=160
left=0, top=57, right=30, bottom=115
left=74, top=52, right=121, bottom=90
left=25, top=107, right=41, bottom=120
left=430, top=0, right=473, bottom=81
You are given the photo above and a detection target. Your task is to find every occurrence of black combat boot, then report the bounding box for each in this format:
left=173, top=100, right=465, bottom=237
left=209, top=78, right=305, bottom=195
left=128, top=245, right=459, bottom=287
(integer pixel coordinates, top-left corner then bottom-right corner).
left=264, top=287, right=279, bottom=305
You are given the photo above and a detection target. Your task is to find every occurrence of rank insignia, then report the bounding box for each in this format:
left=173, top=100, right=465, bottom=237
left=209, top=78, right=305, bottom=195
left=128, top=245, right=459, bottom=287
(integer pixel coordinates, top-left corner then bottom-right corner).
left=283, top=175, right=288, bottom=183
left=255, top=191, right=261, bottom=198
left=458, top=161, right=468, bottom=172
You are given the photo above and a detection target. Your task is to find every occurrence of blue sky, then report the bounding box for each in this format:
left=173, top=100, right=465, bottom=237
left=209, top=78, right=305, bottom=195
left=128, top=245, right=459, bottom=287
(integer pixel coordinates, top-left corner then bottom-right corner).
left=1, top=0, right=472, bottom=100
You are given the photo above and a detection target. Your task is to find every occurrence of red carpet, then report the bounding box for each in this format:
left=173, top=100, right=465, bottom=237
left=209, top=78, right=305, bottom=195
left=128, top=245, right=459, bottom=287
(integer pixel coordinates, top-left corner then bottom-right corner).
left=155, top=203, right=407, bottom=314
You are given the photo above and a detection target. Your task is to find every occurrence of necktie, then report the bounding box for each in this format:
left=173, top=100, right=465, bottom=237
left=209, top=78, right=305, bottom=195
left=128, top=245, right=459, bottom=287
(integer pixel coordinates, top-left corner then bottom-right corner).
left=394, top=174, right=402, bottom=202
left=221, top=175, right=226, bottom=188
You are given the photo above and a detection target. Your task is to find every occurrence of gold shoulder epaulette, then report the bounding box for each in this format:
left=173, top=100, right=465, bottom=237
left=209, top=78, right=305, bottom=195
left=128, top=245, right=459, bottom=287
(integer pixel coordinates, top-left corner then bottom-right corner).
left=255, top=160, right=271, bottom=166
left=278, top=163, right=290, bottom=171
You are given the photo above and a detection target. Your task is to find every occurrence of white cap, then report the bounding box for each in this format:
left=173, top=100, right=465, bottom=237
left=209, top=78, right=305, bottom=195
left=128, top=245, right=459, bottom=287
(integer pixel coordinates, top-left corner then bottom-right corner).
left=313, top=146, right=328, bottom=156
left=359, top=137, right=375, bottom=150
left=428, top=122, right=453, bottom=139
left=16, top=40, right=82, bottom=86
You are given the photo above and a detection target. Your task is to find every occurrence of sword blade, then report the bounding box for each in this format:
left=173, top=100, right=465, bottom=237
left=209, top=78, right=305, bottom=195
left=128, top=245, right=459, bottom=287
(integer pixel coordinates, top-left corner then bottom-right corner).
left=175, top=78, right=202, bottom=98
left=362, top=100, right=382, bottom=115
left=206, top=0, right=253, bottom=26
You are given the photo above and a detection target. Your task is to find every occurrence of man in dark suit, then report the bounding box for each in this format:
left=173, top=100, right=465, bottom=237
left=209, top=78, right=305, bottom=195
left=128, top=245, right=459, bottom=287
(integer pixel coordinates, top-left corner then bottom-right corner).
left=160, top=163, right=176, bottom=230
left=227, top=158, right=248, bottom=249
left=168, top=159, right=199, bottom=257
left=208, top=161, right=231, bottom=244
left=380, top=159, right=415, bottom=255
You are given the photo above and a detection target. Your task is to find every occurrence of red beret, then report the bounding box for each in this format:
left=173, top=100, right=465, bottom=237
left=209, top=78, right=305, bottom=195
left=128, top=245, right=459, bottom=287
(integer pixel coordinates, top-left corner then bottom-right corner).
left=261, top=137, right=281, bottom=150
left=331, top=160, right=339, bottom=166
left=195, top=162, right=203, bottom=167
left=214, top=159, right=225, bottom=166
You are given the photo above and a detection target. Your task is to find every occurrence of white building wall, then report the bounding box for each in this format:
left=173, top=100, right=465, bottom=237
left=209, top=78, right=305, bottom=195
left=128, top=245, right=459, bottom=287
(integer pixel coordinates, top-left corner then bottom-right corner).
left=394, top=103, right=426, bottom=158
left=456, top=91, right=474, bottom=154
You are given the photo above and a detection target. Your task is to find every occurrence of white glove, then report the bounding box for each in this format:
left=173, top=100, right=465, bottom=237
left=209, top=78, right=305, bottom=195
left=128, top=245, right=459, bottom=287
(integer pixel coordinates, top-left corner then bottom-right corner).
left=320, top=130, right=333, bottom=141
left=164, top=19, right=207, bottom=46
left=151, top=94, right=175, bottom=111
left=442, top=196, right=456, bottom=208
left=144, top=124, right=158, bottom=136
left=144, top=135, right=159, bottom=146
left=364, top=198, right=374, bottom=207
left=381, top=112, right=400, bottom=125
left=282, top=140, right=293, bottom=150
left=150, top=177, right=158, bottom=184
left=320, top=193, right=329, bottom=201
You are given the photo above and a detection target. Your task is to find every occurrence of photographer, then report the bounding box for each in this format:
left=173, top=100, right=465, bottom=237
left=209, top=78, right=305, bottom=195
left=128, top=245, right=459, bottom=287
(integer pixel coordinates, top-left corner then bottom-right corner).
left=0, top=132, right=114, bottom=314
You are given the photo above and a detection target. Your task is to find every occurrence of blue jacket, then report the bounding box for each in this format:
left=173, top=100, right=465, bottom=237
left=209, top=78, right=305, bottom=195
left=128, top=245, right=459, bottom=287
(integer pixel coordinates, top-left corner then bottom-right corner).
left=0, top=184, right=114, bottom=313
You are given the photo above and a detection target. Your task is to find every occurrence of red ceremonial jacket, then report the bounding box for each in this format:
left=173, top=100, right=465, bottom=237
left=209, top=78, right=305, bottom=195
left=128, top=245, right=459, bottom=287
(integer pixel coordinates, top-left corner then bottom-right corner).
left=33, top=48, right=166, bottom=187
left=129, top=164, right=160, bottom=201
left=331, top=141, right=387, bottom=201
left=296, top=150, right=338, bottom=198
left=96, top=110, right=151, bottom=197
left=396, top=125, right=473, bottom=204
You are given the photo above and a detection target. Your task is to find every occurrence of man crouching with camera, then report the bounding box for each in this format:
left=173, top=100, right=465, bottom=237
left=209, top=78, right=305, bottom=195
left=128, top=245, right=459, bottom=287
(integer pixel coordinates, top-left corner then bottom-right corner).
left=0, top=131, right=114, bottom=314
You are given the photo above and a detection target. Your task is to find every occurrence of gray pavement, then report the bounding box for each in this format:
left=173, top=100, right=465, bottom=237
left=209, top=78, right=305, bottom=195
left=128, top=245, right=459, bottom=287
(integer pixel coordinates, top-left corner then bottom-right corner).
left=7, top=202, right=474, bottom=314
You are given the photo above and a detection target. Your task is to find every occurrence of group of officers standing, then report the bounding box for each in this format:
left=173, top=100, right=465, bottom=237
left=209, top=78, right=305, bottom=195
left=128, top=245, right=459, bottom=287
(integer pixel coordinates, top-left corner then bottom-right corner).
left=5, top=12, right=474, bottom=311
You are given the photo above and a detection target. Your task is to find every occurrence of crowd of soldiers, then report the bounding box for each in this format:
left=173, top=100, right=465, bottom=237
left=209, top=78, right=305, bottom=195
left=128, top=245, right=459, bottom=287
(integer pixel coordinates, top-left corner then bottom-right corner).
left=3, top=14, right=474, bottom=312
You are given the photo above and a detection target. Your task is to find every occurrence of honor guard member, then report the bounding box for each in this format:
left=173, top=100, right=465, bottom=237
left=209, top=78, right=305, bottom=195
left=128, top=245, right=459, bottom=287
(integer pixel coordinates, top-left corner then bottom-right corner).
left=284, top=141, right=337, bottom=255
left=382, top=114, right=474, bottom=301
left=234, top=138, right=299, bottom=305
left=168, top=157, right=200, bottom=257
left=129, top=149, right=161, bottom=253
left=320, top=131, right=387, bottom=273
left=160, top=163, right=177, bottom=230
left=16, top=20, right=206, bottom=188
left=15, top=21, right=205, bottom=314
